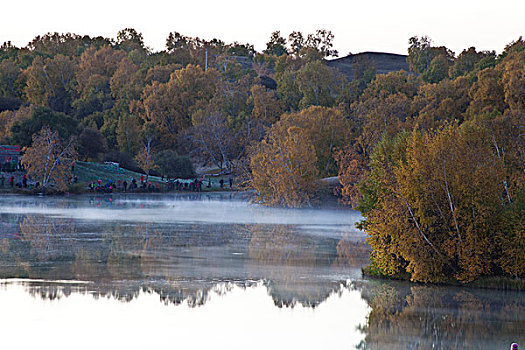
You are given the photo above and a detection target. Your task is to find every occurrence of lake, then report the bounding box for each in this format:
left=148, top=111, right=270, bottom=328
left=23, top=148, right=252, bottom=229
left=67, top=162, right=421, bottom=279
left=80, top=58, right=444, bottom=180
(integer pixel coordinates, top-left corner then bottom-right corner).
left=0, top=193, right=522, bottom=349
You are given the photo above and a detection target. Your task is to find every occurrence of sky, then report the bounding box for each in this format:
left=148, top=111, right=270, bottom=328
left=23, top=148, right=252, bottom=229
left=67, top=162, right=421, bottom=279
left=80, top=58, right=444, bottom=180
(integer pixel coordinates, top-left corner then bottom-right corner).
left=1, top=0, right=524, bottom=57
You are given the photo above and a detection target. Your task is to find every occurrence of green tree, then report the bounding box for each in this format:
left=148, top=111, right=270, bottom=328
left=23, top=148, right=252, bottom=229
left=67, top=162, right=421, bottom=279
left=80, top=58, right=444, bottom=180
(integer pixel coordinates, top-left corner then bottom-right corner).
left=10, top=106, right=78, bottom=146
left=154, top=150, right=195, bottom=178
left=136, top=64, right=218, bottom=148
left=264, top=31, right=288, bottom=57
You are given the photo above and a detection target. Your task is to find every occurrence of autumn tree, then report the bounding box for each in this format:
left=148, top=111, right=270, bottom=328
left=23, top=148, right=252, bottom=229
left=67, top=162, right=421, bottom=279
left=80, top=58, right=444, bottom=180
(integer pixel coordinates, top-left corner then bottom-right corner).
left=288, top=30, right=338, bottom=58
left=0, top=105, right=32, bottom=141
left=183, top=96, right=248, bottom=173
left=248, top=84, right=282, bottom=126
left=27, top=32, right=110, bottom=57
left=411, top=76, right=471, bottom=129
left=116, top=28, right=147, bottom=53
left=353, top=71, right=419, bottom=157
left=251, top=124, right=318, bottom=207
left=358, top=122, right=524, bottom=282
left=334, top=146, right=368, bottom=207
left=116, top=113, right=142, bottom=156
left=74, top=46, right=126, bottom=119
left=137, top=64, right=218, bottom=149
left=154, top=150, right=195, bottom=179
left=0, top=59, right=23, bottom=99
left=278, top=106, right=350, bottom=176
left=134, top=123, right=157, bottom=183
left=24, top=54, right=76, bottom=113
left=22, top=126, right=77, bottom=191
left=449, top=47, right=496, bottom=79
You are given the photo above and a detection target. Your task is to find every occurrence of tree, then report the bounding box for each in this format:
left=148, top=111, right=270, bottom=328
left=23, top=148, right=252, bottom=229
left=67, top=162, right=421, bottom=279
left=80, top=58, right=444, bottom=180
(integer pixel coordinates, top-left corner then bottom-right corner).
left=0, top=59, right=23, bottom=99
left=278, top=106, right=350, bottom=176
left=116, top=28, right=147, bottom=53
left=184, top=104, right=243, bottom=173
left=407, top=36, right=433, bottom=74
left=264, top=31, right=287, bottom=57
left=411, top=77, right=470, bottom=130
left=134, top=123, right=157, bottom=182
left=467, top=67, right=506, bottom=117
left=137, top=64, right=218, bottom=148
left=407, top=36, right=454, bottom=82
left=358, top=122, right=524, bottom=282
left=154, top=150, right=195, bottom=178
left=22, top=126, right=76, bottom=191
left=10, top=106, right=78, bottom=147
left=76, top=46, right=126, bottom=103
left=110, top=57, right=143, bottom=101
left=0, top=105, right=32, bottom=141
left=24, top=54, right=76, bottom=113
left=421, top=54, right=450, bottom=83
left=288, top=31, right=305, bottom=57
left=449, top=47, right=496, bottom=79
left=251, top=124, right=318, bottom=207
left=116, top=112, right=142, bottom=156
left=296, top=60, right=346, bottom=108
left=78, top=126, right=107, bottom=161
left=248, top=84, right=282, bottom=126
left=334, top=146, right=368, bottom=207
left=27, top=32, right=110, bottom=57
left=305, top=29, right=338, bottom=58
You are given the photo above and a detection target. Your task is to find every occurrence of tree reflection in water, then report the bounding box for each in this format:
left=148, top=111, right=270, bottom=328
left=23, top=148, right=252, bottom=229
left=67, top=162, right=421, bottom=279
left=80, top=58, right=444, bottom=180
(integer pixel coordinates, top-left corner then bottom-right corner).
left=0, top=213, right=362, bottom=309
left=355, top=281, right=525, bottom=349
left=1, top=200, right=522, bottom=349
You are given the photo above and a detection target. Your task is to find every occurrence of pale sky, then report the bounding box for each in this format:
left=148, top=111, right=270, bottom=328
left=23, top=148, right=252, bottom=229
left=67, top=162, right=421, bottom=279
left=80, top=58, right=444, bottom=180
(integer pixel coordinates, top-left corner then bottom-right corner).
left=1, top=0, right=524, bottom=57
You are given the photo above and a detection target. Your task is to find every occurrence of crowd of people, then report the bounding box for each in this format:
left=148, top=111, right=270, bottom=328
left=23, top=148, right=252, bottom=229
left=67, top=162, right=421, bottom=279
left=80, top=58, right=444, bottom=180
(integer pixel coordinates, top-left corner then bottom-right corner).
left=0, top=173, right=37, bottom=189
left=1, top=159, right=24, bottom=173
left=86, top=175, right=234, bottom=193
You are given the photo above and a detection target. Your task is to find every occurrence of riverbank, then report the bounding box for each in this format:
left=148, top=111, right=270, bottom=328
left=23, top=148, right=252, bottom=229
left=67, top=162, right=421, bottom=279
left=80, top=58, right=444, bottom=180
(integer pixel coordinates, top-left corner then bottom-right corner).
left=0, top=160, right=238, bottom=195
left=362, top=265, right=525, bottom=291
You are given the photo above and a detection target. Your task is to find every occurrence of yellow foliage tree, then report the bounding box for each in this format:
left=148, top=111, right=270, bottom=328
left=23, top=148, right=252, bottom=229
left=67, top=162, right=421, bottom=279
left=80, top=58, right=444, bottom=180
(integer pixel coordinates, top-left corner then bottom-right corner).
left=22, top=126, right=76, bottom=191
left=248, top=84, right=282, bottom=126
left=279, top=106, right=350, bottom=176
left=359, top=122, right=524, bottom=282
left=251, top=124, right=318, bottom=207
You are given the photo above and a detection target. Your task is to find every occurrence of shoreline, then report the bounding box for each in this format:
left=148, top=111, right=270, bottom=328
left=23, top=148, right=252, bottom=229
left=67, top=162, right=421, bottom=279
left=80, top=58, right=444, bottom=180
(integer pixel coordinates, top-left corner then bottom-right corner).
left=362, top=265, right=525, bottom=292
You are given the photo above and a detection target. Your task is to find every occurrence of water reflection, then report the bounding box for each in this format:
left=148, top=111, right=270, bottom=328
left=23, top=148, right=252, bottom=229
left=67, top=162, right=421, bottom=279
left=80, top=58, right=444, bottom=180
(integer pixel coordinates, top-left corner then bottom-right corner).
left=356, top=280, right=525, bottom=349
left=0, top=194, right=367, bottom=309
left=0, top=194, right=523, bottom=349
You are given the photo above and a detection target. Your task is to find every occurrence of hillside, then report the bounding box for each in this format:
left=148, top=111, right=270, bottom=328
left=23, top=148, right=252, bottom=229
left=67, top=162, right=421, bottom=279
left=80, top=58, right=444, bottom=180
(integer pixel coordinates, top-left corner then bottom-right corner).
left=326, top=52, right=409, bottom=80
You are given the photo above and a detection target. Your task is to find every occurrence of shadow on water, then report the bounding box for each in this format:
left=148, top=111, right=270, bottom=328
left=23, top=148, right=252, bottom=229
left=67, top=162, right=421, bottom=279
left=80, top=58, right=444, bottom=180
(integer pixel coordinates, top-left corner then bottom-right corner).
left=0, top=193, right=523, bottom=349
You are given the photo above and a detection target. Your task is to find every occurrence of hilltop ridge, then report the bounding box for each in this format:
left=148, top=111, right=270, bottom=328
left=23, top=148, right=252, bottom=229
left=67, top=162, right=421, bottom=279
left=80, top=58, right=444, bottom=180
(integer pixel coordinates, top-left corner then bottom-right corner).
left=327, top=51, right=409, bottom=80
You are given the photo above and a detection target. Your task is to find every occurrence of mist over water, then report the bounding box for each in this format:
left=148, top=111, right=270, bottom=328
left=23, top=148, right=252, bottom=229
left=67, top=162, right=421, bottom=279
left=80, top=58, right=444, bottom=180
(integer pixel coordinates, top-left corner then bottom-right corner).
left=0, top=193, right=363, bottom=229
left=0, top=193, right=522, bottom=349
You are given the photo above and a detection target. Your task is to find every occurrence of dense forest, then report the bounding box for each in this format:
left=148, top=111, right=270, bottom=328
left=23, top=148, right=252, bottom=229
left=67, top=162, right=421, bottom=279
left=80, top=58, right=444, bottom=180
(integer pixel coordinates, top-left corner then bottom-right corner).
left=0, top=29, right=523, bottom=282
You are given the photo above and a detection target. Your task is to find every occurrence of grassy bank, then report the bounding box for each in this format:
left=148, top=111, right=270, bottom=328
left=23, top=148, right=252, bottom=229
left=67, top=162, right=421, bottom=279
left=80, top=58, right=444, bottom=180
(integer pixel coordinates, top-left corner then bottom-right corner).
left=0, top=161, right=238, bottom=194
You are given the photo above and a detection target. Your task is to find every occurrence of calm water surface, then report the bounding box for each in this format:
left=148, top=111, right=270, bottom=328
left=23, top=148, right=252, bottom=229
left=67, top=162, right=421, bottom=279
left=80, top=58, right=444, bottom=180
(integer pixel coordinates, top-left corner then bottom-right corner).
left=0, top=193, right=522, bottom=349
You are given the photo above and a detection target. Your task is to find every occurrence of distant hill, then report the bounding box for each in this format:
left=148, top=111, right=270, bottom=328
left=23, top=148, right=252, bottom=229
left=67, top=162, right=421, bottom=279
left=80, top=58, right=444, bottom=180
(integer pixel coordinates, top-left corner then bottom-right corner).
left=326, top=52, right=409, bottom=80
